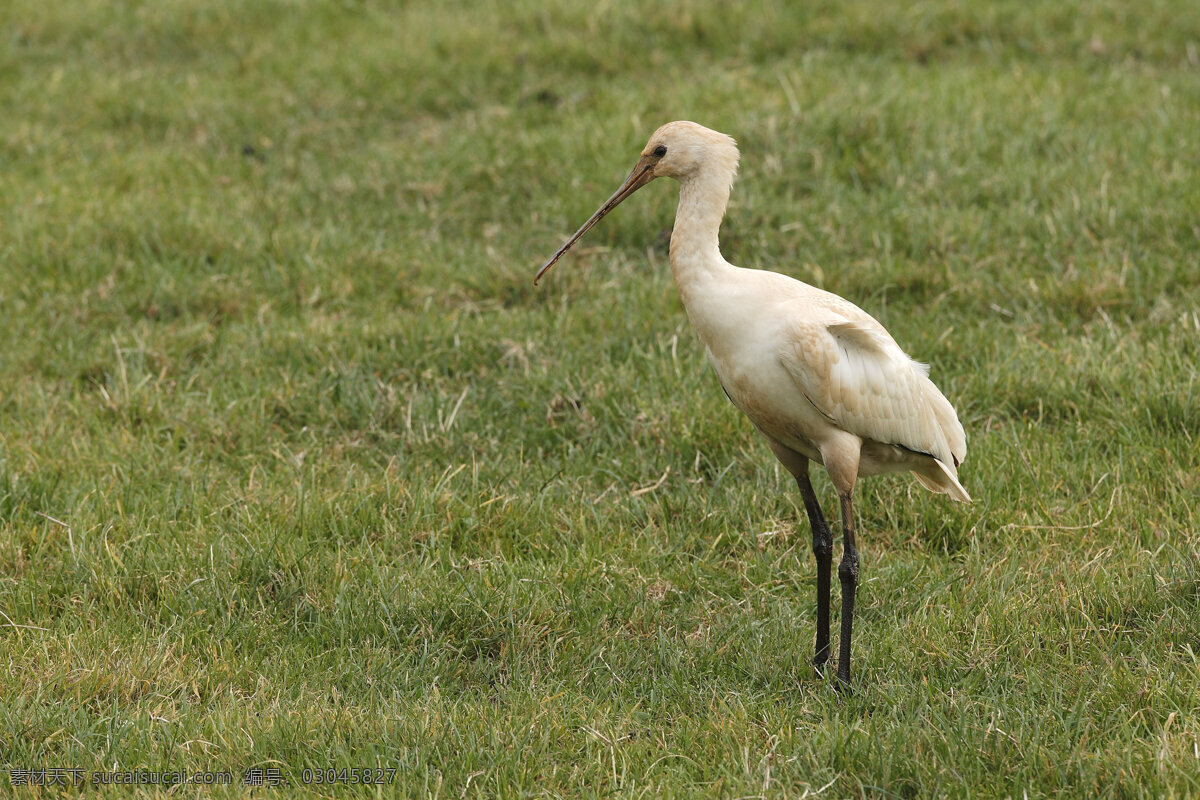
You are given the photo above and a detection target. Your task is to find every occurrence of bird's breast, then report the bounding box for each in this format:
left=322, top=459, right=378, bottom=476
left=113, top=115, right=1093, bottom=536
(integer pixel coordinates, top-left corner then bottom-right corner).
left=703, top=339, right=830, bottom=462
left=677, top=270, right=840, bottom=459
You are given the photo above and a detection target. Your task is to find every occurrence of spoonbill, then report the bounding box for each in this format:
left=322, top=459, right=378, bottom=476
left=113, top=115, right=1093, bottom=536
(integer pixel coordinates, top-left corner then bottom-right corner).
left=535, top=121, right=969, bottom=690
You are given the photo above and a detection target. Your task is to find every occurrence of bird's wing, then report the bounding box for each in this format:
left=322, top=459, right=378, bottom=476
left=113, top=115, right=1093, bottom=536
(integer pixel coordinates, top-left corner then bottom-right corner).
left=779, top=316, right=966, bottom=468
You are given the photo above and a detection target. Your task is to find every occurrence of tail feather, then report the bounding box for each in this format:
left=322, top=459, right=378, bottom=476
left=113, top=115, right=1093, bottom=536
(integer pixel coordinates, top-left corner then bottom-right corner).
left=913, top=458, right=972, bottom=503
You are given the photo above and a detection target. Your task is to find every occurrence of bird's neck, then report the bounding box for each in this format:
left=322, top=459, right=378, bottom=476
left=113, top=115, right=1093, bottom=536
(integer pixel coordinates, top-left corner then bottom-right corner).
left=669, top=170, right=735, bottom=295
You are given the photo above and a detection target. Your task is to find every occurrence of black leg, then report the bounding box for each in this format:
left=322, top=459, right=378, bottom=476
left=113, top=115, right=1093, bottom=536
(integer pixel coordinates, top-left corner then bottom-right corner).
left=836, top=493, right=859, bottom=691
left=795, top=473, right=832, bottom=673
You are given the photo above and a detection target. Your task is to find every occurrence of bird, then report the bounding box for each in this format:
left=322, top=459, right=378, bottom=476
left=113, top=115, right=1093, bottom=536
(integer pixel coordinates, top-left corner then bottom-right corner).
left=535, top=121, right=969, bottom=691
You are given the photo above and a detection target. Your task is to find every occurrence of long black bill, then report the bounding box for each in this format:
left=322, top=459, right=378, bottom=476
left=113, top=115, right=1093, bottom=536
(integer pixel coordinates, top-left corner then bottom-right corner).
left=534, top=156, right=658, bottom=285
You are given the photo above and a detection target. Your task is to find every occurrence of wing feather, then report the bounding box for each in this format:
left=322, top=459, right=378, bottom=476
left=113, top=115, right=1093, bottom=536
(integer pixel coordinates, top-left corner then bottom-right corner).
left=780, top=316, right=967, bottom=469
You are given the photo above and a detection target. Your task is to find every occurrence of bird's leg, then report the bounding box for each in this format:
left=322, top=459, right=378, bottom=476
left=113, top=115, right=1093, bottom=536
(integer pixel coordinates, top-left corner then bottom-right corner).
left=795, top=472, right=833, bottom=673
left=836, top=492, right=859, bottom=691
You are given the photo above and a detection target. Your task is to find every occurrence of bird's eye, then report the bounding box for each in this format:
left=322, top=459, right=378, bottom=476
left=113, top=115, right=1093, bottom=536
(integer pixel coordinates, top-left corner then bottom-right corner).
left=653, top=145, right=667, bottom=158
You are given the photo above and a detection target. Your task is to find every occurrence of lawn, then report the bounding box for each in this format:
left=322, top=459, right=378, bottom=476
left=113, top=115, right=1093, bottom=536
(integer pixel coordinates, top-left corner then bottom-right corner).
left=2, top=0, right=1199, bottom=796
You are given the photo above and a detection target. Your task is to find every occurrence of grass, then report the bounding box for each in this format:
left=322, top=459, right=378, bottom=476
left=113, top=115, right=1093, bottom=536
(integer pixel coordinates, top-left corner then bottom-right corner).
left=2, top=0, right=1199, bottom=796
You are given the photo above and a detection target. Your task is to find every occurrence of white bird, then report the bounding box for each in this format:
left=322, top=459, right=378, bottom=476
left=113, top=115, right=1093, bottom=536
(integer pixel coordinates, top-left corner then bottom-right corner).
left=536, top=121, right=969, bottom=690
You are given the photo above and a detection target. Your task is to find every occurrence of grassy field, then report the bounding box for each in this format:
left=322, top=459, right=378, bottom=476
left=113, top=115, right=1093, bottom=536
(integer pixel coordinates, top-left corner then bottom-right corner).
left=2, top=0, right=1199, bottom=796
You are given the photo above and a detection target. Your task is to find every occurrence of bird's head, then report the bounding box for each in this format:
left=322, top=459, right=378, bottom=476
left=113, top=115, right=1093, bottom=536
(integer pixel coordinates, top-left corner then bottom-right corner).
left=639, top=120, right=740, bottom=181
left=534, top=121, right=739, bottom=285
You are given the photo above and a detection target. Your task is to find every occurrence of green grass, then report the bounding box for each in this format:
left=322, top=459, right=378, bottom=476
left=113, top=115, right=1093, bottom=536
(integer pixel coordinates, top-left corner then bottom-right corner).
left=2, top=0, right=1199, bottom=796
